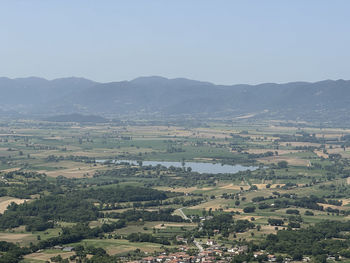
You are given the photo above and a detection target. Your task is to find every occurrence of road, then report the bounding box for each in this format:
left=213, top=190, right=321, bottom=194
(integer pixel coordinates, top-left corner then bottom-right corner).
left=175, top=207, right=191, bottom=221
left=193, top=240, right=204, bottom=252
left=175, top=208, right=204, bottom=251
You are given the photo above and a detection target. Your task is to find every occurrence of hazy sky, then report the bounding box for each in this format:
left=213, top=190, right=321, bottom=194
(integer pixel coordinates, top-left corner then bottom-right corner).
left=1, top=0, right=349, bottom=84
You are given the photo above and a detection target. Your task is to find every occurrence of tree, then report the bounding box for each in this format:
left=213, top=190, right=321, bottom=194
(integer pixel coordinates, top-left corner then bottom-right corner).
left=243, top=206, right=256, bottom=213
left=50, top=255, right=63, bottom=262
left=277, top=161, right=288, bottom=169
left=276, top=255, right=283, bottom=263
left=249, top=185, right=258, bottom=191
left=313, top=254, right=327, bottom=263
left=292, top=251, right=303, bottom=261
left=305, top=210, right=314, bottom=216
left=268, top=218, right=284, bottom=226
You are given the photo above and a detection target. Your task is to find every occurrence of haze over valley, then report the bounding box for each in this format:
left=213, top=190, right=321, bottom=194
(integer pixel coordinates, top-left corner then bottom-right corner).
left=1, top=76, right=350, bottom=125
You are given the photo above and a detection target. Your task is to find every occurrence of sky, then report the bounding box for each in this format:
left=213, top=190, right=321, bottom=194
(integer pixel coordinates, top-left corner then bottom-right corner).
left=0, top=0, right=350, bottom=85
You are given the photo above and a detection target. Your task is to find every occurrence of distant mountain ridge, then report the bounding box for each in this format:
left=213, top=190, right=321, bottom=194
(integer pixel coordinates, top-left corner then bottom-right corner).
left=0, top=76, right=350, bottom=123
left=0, top=77, right=96, bottom=111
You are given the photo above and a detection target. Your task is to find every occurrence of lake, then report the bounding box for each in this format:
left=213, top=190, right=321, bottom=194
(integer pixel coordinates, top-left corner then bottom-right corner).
left=96, top=159, right=258, bottom=174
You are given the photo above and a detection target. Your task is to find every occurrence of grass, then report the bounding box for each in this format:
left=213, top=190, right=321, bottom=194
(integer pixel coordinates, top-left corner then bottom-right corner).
left=20, top=259, right=44, bottom=263
left=67, top=238, right=172, bottom=255
left=1, top=120, right=350, bottom=260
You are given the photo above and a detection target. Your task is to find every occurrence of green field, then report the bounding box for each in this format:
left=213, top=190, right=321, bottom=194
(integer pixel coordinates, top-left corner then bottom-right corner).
left=0, top=120, right=348, bottom=262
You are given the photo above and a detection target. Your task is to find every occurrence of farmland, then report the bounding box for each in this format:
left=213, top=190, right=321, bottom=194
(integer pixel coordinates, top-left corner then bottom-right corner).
left=0, top=119, right=350, bottom=262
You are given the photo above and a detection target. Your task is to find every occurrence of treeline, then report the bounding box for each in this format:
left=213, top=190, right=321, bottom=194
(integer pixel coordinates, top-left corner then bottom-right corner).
left=33, top=221, right=125, bottom=251
left=254, top=194, right=347, bottom=216
left=262, top=221, right=350, bottom=260
left=71, top=185, right=170, bottom=203
left=0, top=171, right=67, bottom=199
left=100, top=196, right=203, bottom=211
left=0, top=185, right=173, bottom=230
left=0, top=241, right=30, bottom=263
left=271, top=196, right=324, bottom=211
left=45, top=155, right=96, bottom=163
left=1, top=171, right=46, bottom=180
left=275, top=132, right=326, bottom=144
left=256, top=195, right=326, bottom=211
left=105, top=208, right=185, bottom=222
left=126, top=233, right=170, bottom=245
left=0, top=195, right=100, bottom=230
left=245, top=151, right=274, bottom=159
left=3, top=180, right=64, bottom=199
left=200, top=214, right=255, bottom=237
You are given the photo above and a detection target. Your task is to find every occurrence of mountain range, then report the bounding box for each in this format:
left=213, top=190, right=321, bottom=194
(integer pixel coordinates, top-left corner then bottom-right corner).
left=0, top=76, right=349, bottom=123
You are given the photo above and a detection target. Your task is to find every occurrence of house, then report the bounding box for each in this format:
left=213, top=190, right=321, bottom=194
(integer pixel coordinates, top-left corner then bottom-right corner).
left=213, top=249, right=222, bottom=256
left=62, top=247, right=74, bottom=252
left=176, top=236, right=188, bottom=244
left=227, top=249, right=235, bottom=254
left=142, top=256, right=156, bottom=263
left=254, top=251, right=265, bottom=258
left=53, top=245, right=63, bottom=250
left=237, top=245, right=248, bottom=254
left=156, top=255, right=167, bottom=262
left=206, top=239, right=216, bottom=246
left=268, top=254, right=276, bottom=262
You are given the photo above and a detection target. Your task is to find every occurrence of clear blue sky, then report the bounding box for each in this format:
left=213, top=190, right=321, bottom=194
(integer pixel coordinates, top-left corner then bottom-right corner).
left=1, top=0, right=349, bottom=84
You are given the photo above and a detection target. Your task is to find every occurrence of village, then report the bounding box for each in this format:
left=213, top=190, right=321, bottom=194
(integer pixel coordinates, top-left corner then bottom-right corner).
left=135, top=241, right=341, bottom=263
left=134, top=241, right=280, bottom=263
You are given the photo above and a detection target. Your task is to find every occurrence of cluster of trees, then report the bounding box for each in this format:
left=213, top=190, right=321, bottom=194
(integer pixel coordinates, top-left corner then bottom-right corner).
left=327, top=199, right=343, bottom=206
left=246, top=151, right=274, bottom=159
left=71, top=185, right=170, bottom=203
left=64, top=244, right=129, bottom=263
left=5, top=180, right=64, bottom=199
left=0, top=171, right=67, bottom=199
left=262, top=195, right=325, bottom=211
left=320, top=183, right=350, bottom=199
left=0, top=241, right=30, bottom=263
left=268, top=218, right=284, bottom=226
left=45, top=155, right=96, bottom=163
left=249, top=194, right=345, bottom=217
left=292, top=196, right=325, bottom=210
left=286, top=209, right=300, bottom=215
left=0, top=195, right=100, bottom=230
left=1, top=171, right=46, bottom=180
left=243, top=206, right=256, bottom=213
left=33, top=221, right=126, bottom=251
left=0, top=184, right=174, bottom=231
left=126, top=232, right=170, bottom=245
left=201, top=214, right=254, bottom=237
left=101, top=195, right=199, bottom=210
left=110, top=195, right=199, bottom=210
left=106, top=208, right=185, bottom=222
left=262, top=221, right=350, bottom=260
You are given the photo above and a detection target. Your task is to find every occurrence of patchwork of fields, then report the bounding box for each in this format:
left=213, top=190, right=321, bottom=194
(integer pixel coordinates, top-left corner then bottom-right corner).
left=0, top=119, right=350, bottom=262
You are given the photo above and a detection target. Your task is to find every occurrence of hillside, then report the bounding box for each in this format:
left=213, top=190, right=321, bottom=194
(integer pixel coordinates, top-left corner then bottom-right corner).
left=0, top=76, right=350, bottom=123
